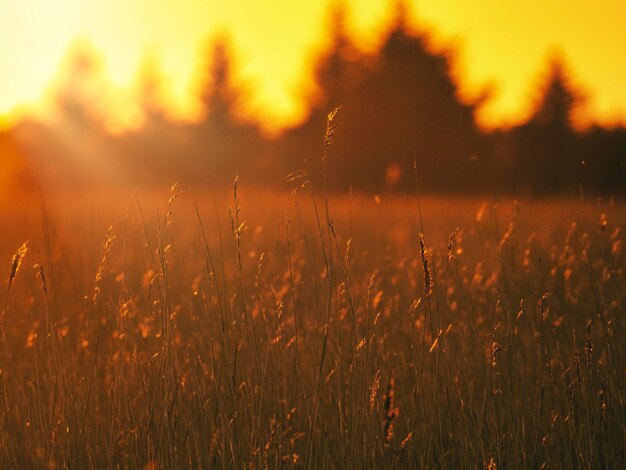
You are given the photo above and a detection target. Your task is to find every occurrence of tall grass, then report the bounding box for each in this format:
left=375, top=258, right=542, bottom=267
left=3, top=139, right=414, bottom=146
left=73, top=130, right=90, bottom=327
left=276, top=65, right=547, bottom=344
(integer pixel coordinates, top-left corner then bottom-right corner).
left=0, top=135, right=623, bottom=467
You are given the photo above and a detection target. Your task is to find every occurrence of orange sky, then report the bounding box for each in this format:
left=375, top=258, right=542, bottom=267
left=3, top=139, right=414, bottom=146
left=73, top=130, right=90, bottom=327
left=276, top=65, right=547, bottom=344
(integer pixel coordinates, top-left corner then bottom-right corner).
left=1, top=0, right=625, bottom=132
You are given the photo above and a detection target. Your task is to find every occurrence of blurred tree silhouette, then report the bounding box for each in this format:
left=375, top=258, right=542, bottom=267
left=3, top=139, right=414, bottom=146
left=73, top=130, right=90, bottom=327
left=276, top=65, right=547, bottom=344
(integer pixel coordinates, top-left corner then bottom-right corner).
left=280, top=1, right=362, bottom=183
left=188, top=35, right=266, bottom=184
left=53, top=40, right=108, bottom=132
left=199, top=36, right=242, bottom=127
left=121, top=52, right=182, bottom=185
left=137, top=52, right=170, bottom=130
left=21, top=39, right=126, bottom=189
left=4, top=9, right=626, bottom=196
left=507, top=55, right=585, bottom=194
left=530, top=56, right=584, bottom=129
left=346, top=2, right=480, bottom=191
left=309, top=1, right=361, bottom=117
left=283, top=1, right=482, bottom=192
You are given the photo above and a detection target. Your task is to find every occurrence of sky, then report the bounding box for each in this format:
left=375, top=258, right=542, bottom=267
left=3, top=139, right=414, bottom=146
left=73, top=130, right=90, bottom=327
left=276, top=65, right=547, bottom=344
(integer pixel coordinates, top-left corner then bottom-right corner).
left=1, top=0, right=625, bottom=132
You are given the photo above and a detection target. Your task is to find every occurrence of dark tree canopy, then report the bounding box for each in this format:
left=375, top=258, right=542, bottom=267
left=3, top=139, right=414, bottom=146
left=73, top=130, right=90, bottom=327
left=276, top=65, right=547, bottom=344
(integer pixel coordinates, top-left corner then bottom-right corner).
left=198, top=35, right=245, bottom=128
left=530, top=56, right=584, bottom=130
left=136, top=52, right=170, bottom=130
left=310, top=1, right=361, bottom=113
left=182, top=35, right=266, bottom=184
left=53, top=40, right=108, bottom=131
left=5, top=4, right=626, bottom=196
left=285, top=3, right=482, bottom=192
left=503, top=56, right=587, bottom=194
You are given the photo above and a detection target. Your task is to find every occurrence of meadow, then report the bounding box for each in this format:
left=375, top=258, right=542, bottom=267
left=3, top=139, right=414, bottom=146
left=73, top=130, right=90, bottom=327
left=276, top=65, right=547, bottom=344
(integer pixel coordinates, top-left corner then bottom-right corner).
left=0, top=177, right=623, bottom=468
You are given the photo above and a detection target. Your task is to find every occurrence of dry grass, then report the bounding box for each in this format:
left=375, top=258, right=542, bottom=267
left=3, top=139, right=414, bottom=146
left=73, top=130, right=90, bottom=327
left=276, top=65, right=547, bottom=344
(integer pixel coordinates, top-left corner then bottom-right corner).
left=0, top=182, right=623, bottom=468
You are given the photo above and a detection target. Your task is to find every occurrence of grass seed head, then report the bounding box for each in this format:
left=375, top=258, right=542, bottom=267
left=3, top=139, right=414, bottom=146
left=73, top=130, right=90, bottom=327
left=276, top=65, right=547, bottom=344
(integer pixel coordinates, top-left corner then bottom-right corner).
left=419, top=233, right=432, bottom=295
left=323, top=106, right=341, bottom=155
left=383, top=377, right=399, bottom=448
left=7, top=242, right=28, bottom=290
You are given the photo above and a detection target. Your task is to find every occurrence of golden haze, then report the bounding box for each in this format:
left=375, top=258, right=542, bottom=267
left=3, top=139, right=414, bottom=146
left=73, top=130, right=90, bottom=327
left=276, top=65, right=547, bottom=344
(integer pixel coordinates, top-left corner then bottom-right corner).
left=1, top=0, right=625, bottom=132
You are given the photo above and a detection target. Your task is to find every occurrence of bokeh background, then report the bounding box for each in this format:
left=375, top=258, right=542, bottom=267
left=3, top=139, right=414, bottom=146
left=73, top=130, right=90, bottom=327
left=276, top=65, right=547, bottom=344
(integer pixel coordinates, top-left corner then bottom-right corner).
left=1, top=0, right=625, bottom=195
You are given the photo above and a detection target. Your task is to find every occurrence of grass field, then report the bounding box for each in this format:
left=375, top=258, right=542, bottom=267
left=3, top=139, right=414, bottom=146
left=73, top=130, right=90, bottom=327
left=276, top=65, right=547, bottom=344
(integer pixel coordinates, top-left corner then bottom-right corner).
left=0, top=180, right=624, bottom=468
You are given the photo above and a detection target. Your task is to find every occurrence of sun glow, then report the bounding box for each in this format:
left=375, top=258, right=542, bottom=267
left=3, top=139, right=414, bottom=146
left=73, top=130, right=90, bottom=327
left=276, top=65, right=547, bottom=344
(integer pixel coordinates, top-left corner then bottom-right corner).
left=1, top=0, right=625, bottom=131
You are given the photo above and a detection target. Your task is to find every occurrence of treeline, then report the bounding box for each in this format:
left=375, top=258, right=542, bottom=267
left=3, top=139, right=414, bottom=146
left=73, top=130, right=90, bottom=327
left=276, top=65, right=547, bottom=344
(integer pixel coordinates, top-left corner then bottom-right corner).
left=5, top=5, right=626, bottom=195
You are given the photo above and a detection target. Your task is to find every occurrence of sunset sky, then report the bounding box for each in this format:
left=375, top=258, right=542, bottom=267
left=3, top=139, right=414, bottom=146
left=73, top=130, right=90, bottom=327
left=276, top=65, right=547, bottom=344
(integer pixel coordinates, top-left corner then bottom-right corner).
left=1, top=0, right=625, bottom=132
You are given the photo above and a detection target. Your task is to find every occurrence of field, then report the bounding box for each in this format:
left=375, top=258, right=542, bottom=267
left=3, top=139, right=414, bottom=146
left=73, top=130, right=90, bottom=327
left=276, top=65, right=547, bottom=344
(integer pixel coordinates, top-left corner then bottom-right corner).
left=0, top=182, right=624, bottom=468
